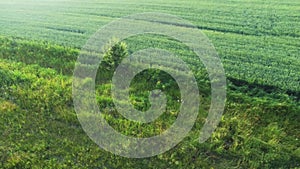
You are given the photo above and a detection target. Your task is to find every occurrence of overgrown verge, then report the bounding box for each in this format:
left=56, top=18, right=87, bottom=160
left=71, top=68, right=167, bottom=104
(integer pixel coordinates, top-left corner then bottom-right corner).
left=0, top=36, right=299, bottom=168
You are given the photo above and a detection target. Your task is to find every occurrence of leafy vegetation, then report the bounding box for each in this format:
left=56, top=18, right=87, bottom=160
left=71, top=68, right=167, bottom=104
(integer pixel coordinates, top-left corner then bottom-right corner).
left=0, top=0, right=299, bottom=168
left=0, top=35, right=299, bottom=168
left=1, top=0, right=299, bottom=93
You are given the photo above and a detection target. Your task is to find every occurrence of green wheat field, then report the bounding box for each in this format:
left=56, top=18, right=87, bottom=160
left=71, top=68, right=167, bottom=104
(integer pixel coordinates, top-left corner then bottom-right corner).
left=0, top=0, right=299, bottom=168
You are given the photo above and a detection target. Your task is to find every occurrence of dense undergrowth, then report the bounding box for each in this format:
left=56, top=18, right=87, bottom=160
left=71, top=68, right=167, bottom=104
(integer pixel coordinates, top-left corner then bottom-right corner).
left=0, top=36, right=299, bottom=168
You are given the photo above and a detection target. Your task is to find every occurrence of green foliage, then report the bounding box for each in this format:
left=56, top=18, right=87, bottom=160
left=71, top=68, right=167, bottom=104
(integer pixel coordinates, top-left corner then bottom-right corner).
left=0, top=36, right=299, bottom=168
left=0, top=0, right=299, bottom=167
left=0, top=36, right=78, bottom=75
left=0, top=0, right=299, bottom=93
left=97, top=39, right=128, bottom=83
left=102, top=39, right=128, bottom=71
